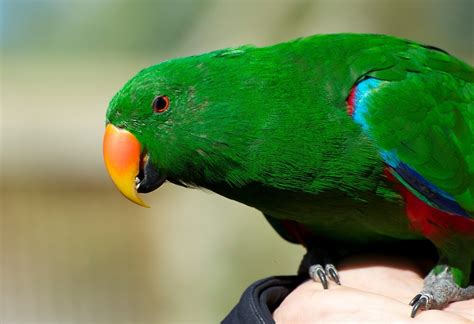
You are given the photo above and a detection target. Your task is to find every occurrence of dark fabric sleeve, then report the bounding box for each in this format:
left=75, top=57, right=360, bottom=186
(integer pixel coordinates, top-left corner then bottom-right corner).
left=221, top=275, right=305, bottom=324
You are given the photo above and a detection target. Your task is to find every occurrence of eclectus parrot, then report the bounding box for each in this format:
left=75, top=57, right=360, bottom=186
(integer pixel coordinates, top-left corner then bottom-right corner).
left=102, top=34, right=474, bottom=317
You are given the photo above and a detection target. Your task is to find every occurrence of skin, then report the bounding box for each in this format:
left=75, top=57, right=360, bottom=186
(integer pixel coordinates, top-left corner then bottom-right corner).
left=274, top=254, right=474, bottom=323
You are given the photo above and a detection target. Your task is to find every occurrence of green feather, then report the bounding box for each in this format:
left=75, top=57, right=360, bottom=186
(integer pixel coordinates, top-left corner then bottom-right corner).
left=107, top=33, right=474, bottom=285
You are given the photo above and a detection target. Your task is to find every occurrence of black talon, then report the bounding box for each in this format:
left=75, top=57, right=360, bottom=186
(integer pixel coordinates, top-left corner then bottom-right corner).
left=409, top=293, right=421, bottom=306
left=410, top=299, right=424, bottom=318
left=317, top=269, right=328, bottom=289
left=328, top=268, right=341, bottom=285
left=410, top=295, right=430, bottom=318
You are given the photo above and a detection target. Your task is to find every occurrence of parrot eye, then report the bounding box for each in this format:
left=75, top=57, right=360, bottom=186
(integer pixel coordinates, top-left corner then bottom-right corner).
left=152, top=95, right=170, bottom=113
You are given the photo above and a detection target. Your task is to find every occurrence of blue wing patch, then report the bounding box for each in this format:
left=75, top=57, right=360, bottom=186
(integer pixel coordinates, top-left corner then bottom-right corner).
left=351, top=78, right=470, bottom=218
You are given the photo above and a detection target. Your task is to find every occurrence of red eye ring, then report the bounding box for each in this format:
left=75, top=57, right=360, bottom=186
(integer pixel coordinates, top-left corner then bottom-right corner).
left=152, top=95, right=170, bottom=113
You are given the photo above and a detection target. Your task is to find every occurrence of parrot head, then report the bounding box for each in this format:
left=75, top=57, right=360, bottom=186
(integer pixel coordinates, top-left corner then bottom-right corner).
left=103, top=53, right=248, bottom=207
left=103, top=58, right=206, bottom=207
left=103, top=64, right=176, bottom=207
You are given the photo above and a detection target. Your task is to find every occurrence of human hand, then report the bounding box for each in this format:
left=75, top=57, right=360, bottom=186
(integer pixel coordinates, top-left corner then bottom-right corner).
left=273, top=254, right=474, bottom=323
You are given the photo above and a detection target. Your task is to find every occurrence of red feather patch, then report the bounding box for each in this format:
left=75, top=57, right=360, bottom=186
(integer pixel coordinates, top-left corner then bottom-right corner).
left=385, top=168, right=474, bottom=241
left=346, top=86, right=356, bottom=116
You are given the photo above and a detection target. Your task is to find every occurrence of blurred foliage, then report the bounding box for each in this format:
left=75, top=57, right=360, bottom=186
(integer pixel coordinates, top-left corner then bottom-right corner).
left=1, top=0, right=473, bottom=323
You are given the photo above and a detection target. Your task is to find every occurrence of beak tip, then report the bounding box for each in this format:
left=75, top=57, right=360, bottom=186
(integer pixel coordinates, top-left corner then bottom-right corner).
left=122, top=191, right=150, bottom=208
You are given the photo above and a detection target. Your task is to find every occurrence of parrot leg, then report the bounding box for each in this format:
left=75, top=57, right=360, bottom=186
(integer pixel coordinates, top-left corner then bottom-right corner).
left=298, top=248, right=341, bottom=289
left=409, top=265, right=474, bottom=318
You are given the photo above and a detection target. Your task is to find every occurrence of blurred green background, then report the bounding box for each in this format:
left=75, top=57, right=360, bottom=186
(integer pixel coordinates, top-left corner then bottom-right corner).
left=1, top=0, right=473, bottom=323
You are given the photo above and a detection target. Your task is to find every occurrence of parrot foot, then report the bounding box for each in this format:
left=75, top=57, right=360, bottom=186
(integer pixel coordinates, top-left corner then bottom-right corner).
left=298, top=248, right=341, bottom=289
left=409, top=265, right=474, bottom=318
left=308, top=263, right=341, bottom=289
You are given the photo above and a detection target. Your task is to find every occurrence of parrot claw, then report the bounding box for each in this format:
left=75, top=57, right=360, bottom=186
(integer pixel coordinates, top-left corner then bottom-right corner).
left=409, top=292, right=433, bottom=318
left=408, top=265, right=474, bottom=318
left=325, top=264, right=341, bottom=285
left=309, top=264, right=328, bottom=289
left=299, top=248, right=341, bottom=289
left=308, top=263, right=340, bottom=289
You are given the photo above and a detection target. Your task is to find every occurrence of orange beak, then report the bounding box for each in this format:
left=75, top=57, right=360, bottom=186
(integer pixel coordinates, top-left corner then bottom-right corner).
left=103, top=124, right=149, bottom=207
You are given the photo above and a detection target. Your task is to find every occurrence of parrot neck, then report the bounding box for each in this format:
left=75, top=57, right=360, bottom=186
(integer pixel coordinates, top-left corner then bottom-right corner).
left=167, top=107, right=386, bottom=200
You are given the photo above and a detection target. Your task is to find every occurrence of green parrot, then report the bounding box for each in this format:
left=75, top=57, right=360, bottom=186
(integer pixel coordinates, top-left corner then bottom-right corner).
left=102, top=33, right=474, bottom=317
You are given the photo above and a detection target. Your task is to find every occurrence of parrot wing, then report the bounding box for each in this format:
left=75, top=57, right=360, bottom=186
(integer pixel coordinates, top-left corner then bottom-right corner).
left=348, top=44, right=474, bottom=217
